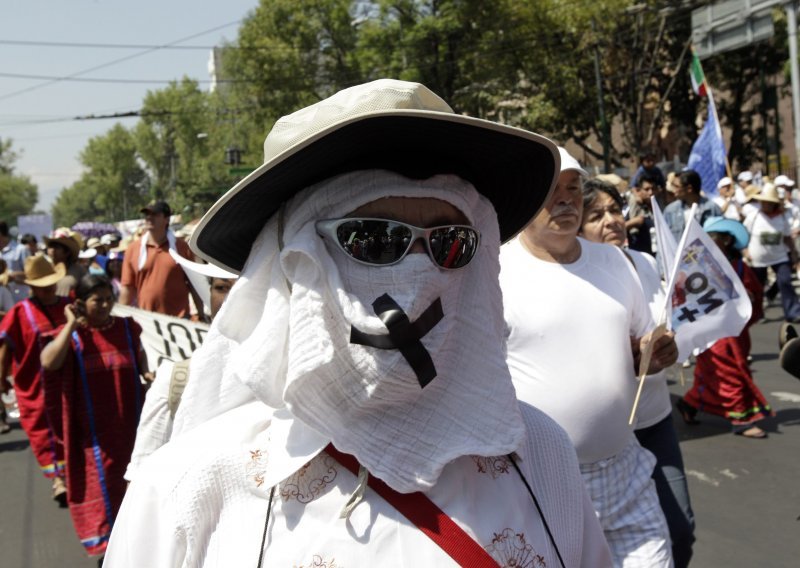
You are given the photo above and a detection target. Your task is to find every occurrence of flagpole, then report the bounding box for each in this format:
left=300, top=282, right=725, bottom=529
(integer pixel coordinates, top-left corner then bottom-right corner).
left=629, top=204, right=698, bottom=425
left=692, top=44, right=734, bottom=184
left=705, top=86, right=734, bottom=182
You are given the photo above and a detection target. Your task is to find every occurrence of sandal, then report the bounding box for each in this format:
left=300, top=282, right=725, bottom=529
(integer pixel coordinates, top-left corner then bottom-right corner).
left=52, top=477, right=68, bottom=507
left=676, top=398, right=700, bottom=425
left=735, top=426, right=768, bottom=439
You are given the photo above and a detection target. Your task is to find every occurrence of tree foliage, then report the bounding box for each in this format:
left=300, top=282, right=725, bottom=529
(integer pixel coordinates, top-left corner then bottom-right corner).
left=52, top=125, right=147, bottom=227
left=0, top=138, right=38, bottom=223
left=46, top=0, right=794, bottom=222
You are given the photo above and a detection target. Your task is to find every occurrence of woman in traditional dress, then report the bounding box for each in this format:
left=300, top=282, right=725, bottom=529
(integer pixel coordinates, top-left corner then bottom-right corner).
left=676, top=217, right=773, bottom=439
left=41, top=274, right=152, bottom=559
left=0, top=255, right=70, bottom=500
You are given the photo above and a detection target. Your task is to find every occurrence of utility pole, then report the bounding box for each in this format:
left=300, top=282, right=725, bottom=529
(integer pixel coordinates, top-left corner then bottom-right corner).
left=592, top=20, right=611, bottom=173
left=787, top=1, right=800, bottom=180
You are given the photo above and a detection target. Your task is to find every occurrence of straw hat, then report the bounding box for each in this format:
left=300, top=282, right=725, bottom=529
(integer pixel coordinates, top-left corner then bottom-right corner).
left=44, top=228, right=82, bottom=259
left=23, top=254, right=66, bottom=287
left=753, top=183, right=781, bottom=204
left=190, top=78, right=559, bottom=273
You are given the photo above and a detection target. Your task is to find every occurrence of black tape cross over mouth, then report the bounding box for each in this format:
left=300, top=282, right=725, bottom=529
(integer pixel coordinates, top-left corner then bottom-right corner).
left=349, top=293, right=443, bottom=388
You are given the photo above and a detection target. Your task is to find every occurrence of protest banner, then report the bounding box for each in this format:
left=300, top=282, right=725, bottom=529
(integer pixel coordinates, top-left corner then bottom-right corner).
left=112, top=304, right=208, bottom=369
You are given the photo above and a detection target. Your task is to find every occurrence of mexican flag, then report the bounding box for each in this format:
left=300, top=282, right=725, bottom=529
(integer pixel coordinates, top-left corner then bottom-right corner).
left=690, top=50, right=707, bottom=97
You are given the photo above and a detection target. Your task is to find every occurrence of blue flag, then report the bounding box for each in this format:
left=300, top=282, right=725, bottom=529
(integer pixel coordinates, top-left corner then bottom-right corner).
left=687, top=93, right=727, bottom=198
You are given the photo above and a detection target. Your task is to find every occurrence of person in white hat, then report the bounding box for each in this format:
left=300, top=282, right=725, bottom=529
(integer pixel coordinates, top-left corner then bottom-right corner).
left=500, top=147, right=677, bottom=567
left=103, top=80, right=611, bottom=567
left=744, top=183, right=800, bottom=322
left=713, top=176, right=742, bottom=220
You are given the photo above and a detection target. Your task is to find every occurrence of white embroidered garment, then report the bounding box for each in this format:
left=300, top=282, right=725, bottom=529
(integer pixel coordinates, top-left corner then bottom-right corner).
left=171, top=170, right=526, bottom=493
left=104, top=400, right=612, bottom=567
left=137, top=229, right=177, bottom=270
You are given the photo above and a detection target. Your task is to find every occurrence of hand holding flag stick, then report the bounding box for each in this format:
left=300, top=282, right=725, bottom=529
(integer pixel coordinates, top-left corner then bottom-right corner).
left=629, top=323, right=675, bottom=425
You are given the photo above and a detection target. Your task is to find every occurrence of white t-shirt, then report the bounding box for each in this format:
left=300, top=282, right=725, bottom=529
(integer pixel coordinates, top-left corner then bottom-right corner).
left=713, top=196, right=742, bottom=220
left=105, top=401, right=612, bottom=567
left=124, top=359, right=175, bottom=482
left=500, top=238, right=652, bottom=464
left=744, top=210, right=790, bottom=267
left=626, top=250, right=672, bottom=428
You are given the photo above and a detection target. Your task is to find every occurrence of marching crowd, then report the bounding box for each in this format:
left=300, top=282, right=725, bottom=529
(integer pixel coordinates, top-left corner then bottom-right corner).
left=0, top=79, right=793, bottom=567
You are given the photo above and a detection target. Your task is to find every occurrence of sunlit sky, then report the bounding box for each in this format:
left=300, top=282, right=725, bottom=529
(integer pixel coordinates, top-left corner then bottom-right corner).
left=0, top=0, right=260, bottom=213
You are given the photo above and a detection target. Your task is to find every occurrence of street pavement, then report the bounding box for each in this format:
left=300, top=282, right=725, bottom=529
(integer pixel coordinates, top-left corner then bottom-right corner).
left=0, top=306, right=798, bottom=567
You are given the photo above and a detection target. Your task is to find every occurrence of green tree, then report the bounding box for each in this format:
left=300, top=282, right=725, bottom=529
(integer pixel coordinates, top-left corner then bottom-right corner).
left=0, top=137, right=38, bottom=222
left=0, top=173, right=38, bottom=224
left=135, top=78, right=234, bottom=212
left=52, top=124, right=147, bottom=226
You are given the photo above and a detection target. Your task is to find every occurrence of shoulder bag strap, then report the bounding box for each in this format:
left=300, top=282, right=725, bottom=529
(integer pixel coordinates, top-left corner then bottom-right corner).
left=167, top=358, right=191, bottom=419
left=324, top=443, right=499, bottom=568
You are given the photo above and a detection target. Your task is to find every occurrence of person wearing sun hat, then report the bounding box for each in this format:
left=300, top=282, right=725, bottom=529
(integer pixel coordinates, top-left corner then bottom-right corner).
left=676, top=217, right=774, bottom=439
left=103, top=79, right=612, bottom=567
left=44, top=228, right=86, bottom=298
left=744, top=183, right=800, bottom=322
left=501, top=147, right=677, bottom=566
left=0, top=254, right=70, bottom=502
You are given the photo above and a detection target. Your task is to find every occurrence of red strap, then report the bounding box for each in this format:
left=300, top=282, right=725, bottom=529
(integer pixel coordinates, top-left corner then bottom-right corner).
left=325, top=444, right=499, bottom=568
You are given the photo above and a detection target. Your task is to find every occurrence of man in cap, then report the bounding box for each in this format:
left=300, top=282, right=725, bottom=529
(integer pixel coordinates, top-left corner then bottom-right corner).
left=714, top=176, right=742, bottom=220
left=104, top=79, right=611, bottom=566
left=0, top=221, right=31, bottom=303
left=119, top=200, right=199, bottom=317
left=44, top=228, right=86, bottom=297
left=0, top=254, right=70, bottom=502
left=662, top=169, right=722, bottom=243
left=500, top=148, right=677, bottom=566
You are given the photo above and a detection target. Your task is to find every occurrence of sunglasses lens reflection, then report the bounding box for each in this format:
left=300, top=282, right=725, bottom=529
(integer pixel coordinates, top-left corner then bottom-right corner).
left=333, top=220, right=478, bottom=269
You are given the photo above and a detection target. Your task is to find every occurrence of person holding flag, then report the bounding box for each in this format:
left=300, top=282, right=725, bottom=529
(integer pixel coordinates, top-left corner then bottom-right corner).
left=580, top=177, right=695, bottom=567
left=675, top=217, right=773, bottom=439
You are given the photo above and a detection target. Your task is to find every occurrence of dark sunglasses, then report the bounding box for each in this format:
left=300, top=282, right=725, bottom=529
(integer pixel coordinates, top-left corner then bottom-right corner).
left=315, top=218, right=481, bottom=269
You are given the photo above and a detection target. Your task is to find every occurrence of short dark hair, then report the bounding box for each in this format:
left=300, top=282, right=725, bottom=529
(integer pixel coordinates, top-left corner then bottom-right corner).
left=20, top=233, right=36, bottom=245
left=75, top=274, right=114, bottom=301
left=679, top=170, right=702, bottom=194
left=582, top=178, right=624, bottom=211
left=0, top=222, right=9, bottom=238
left=638, top=171, right=662, bottom=188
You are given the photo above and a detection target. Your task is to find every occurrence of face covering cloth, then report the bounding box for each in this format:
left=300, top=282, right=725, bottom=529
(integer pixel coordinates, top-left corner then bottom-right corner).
left=172, top=170, right=525, bottom=494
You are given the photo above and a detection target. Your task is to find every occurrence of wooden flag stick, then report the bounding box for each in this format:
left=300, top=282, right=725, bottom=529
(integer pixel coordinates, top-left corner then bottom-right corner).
left=629, top=323, right=668, bottom=425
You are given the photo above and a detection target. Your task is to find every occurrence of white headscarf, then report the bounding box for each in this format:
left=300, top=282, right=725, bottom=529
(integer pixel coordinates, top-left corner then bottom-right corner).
left=173, top=170, right=525, bottom=493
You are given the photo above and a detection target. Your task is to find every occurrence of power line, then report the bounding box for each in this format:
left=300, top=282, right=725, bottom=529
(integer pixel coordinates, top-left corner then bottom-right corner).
left=0, top=20, right=242, bottom=103
left=0, top=71, right=216, bottom=84
left=0, top=39, right=221, bottom=50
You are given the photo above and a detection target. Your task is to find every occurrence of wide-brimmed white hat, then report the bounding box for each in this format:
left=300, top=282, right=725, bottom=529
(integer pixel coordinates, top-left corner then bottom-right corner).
left=190, top=79, right=559, bottom=273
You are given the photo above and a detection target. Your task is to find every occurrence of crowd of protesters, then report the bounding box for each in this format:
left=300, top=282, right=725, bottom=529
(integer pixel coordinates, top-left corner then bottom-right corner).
left=0, top=201, right=218, bottom=563
left=0, top=79, right=796, bottom=567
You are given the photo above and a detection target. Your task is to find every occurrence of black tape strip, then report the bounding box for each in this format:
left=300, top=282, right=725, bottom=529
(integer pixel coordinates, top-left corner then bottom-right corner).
left=349, top=294, right=443, bottom=388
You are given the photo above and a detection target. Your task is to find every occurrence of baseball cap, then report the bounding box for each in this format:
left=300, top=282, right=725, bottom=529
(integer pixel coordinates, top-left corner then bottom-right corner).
left=141, top=200, right=172, bottom=216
